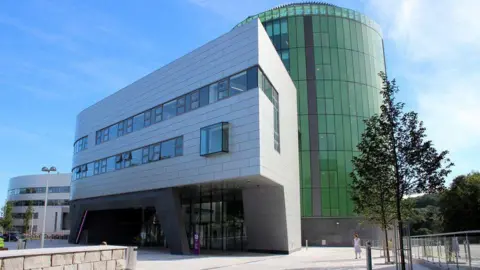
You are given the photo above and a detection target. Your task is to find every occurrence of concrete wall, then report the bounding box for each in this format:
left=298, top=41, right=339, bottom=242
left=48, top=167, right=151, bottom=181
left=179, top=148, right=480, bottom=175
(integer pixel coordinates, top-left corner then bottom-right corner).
left=0, top=246, right=128, bottom=270
left=7, top=174, right=71, bottom=234
left=301, top=217, right=382, bottom=246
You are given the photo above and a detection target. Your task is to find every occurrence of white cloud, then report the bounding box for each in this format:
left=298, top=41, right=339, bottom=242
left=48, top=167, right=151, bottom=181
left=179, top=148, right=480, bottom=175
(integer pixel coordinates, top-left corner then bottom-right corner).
left=366, top=0, right=480, bottom=177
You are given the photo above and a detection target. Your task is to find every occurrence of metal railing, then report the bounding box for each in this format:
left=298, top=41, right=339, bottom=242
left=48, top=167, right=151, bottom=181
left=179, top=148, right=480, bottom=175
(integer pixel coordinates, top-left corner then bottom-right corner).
left=410, top=230, right=480, bottom=269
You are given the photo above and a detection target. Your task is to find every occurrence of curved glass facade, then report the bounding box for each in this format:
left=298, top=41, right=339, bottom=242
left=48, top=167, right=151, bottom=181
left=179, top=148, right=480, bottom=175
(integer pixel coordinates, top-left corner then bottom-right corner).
left=238, top=3, right=385, bottom=217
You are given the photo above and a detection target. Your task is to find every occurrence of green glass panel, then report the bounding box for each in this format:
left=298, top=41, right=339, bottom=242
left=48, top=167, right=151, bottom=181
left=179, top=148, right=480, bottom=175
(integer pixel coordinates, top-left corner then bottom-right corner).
left=318, top=115, right=327, bottom=134
left=327, top=133, right=336, bottom=151
left=329, top=171, right=338, bottom=187
left=317, top=98, right=326, bottom=114
left=315, top=65, right=323, bottom=80
left=361, top=85, right=369, bottom=117
left=330, top=187, right=339, bottom=209
left=298, top=48, right=307, bottom=80
left=338, top=49, right=347, bottom=81
left=339, top=188, right=348, bottom=216
left=301, top=152, right=311, bottom=187
left=272, top=9, right=279, bottom=19
left=335, top=6, right=342, bottom=16
left=326, top=115, right=335, bottom=133
left=316, top=80, right=325, bottom=98
left=337, top=151, right=347, bottom=187
left=321, top=189, right=331, bottom=217
left=332, top=81, right=341, bottom=114
left=322, top=47, right=330, bottom=64
left=289, top=48, right=298, bottom=80
left=314, top=47, right=322, bottom=66
left=328, top=17, right=337, bottom=47
left=336, top=18, right=344, bottom=48
left=358, top=117, right=366, bottom=141
left=342, top=8, right=348, bottom=18
left=312, top=5, right=319, bottom=15
left=321, top=33, right=329, bottom=47
left=343, top=19, right=351, bottom=50
left=356, top=84, right=365, bottom=118
left=319, top=134, right=328, bottom=151
left=320, top=16, right=328, bottom=32
left=288, top=17, right=297, bottom=48
left=356, top=22, right=364, bottom=53
left=304, top=5, right=311, bottom=15
left=319, top=151, right=329, bottom=171
left=313, top=32, right=322, bottom=47
left=346, top=49, right=354, bottom=82
left=351, top=117, right=359, bottom=150
left=327, top=5, right=335, bottom=15
left=303, top=188, right=312, bottom=216
left=300, top=115, right=310, bottom=151
left=352, top=51, right=361, bottom=83
left=288, top=6, right=295, bottom=16
left=340, top=81, right=349, bottom=115
left=280, top=7, right=287, bottom=17
left=334, top=116, right=344, bottom=150
left=328, top=152, right=337, bottom=171
left=296, top=17, right=305, bottom=48
left=325, top=99, right=334, bottom=114
left=364, top=53, right=371, bottom=86
left=324, top=80, right=333, bottom=98
left=343, top=116, right=352, bottom=150
left=312, top=16, right=320, bottom=33
left=321, top=172, right=329, bottom=188
left=347, top=195, right=355, bottom=216
left=323, top=65, right=332, bottom=80
left=295, top=6, right=303, bottom=15
left=350, top=20, right=358, bottom=51
left=348, top=83, right=356, bottom=115
left=298, top=80, right=308, bottom=115
left=345, top=151, right=353, bottom=179
left=330, top=48, right=339, bottom=80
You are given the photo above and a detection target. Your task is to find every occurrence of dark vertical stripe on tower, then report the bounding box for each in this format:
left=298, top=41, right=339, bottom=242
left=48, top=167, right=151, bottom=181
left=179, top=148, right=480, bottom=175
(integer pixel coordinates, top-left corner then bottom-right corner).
left=304, top=16, right=321, bottom=216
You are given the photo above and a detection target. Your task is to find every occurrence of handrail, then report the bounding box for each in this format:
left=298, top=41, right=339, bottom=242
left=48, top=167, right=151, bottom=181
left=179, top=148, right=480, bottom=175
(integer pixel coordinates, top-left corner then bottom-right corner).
left=410, top=230, right=480, bottom=238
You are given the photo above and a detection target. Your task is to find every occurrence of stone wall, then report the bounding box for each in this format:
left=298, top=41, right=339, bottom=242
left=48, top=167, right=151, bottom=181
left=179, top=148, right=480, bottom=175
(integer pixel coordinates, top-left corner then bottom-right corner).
left=0, top=245, right=130, bottom=270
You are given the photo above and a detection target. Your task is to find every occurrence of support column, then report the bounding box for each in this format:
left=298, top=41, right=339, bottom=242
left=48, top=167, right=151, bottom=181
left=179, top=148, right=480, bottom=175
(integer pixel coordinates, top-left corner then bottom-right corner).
left=242, top=186, right=290, bottom=254
left=154, top=188, right=190, bottom=255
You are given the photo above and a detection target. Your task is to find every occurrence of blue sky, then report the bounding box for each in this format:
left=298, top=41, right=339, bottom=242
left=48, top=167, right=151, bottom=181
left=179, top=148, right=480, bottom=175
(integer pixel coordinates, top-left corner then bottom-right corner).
left=0, top=0, right=478, bottom=204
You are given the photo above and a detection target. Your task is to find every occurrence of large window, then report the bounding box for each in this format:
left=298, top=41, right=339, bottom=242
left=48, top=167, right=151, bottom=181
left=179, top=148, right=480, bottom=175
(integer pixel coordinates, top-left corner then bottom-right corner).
left=8, top=186, right=70, bottom=195
left=230, top=71, right=247, bottom=96
left=73, top=136, right=88, bottom=154
left=200, top=122, right=229, bottom=156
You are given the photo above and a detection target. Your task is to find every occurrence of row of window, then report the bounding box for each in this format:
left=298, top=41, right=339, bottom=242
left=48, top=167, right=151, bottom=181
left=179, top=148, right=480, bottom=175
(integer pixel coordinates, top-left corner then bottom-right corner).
left=92, top=67, right=259, bottom=146
left=12, top=212, right=39, bottom=219
left=72, top=136, right=183, bottom=181
left=8, top=186, right=71, bottom=196
left=257, top=69, right=281, bottom=153
left=10, top=200, right=69, bottom=207
left=237, top=4, right=381, bottom=35
left=74, top=136, right=88, bottom=154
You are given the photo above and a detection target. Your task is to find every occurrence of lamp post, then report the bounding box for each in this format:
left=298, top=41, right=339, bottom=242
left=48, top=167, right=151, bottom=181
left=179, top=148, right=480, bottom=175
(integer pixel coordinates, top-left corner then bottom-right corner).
left=40, top=166, right=56, bottom=248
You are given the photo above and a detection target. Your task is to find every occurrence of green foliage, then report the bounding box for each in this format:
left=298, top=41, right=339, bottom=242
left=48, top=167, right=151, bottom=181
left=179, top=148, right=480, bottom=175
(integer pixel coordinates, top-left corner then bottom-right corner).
left=440, top=172, right=480, bottom=232
left=23, top=201, right=34, bottom=233
left=351, top=72, right=453, bottom=268
left=0, top=202, right=13, bottom=232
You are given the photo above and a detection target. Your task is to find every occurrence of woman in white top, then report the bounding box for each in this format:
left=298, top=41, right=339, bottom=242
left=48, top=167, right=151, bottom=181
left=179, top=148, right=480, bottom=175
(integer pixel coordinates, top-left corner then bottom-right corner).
left=354, top=233, right=362, bottom=259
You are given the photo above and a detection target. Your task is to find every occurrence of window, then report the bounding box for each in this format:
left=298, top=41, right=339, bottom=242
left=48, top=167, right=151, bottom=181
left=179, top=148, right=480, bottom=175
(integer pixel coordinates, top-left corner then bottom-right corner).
left=109, top=124, right=118, bottom=140
left=117, top=121, right=125, bottom=137
left=123, top=152, right=132, bottom=168
left=133, top=113, right=144, bottom=132
left=106, top=156, right=116, bottom=172
left=144, top=110, right=152, bottom=127
left=199, top=86, right=209, bottom=107
left=217, top=79, right=229, bottom=100
left=163, top=100, right=176, bottom=120
left=190, top=90, right=199, bottom=110
left=102, top=128, right=109, bottom=142
left=230, top=71, right=247, bottom=96
left=154, top=106, right=163, bottom=123
left=96, top=131, right=102, bottom=145
left=177, top=96, right=185, bottom=115
left=200, top=122, right=229, bottom=156
left=246, top=67, right=259, bottom=90
left=74, top=136, right=88, bottom=154
left=101, top=158, right=107, bottom=173
left=273, top=89, right=280, bottom=152
left=161, top=139, right=176, bottom=159
left=94, top=161, right=100, bottom=175
left=142, top=147, right=149, bottom=164
left=115, top=154, right=123, bottom=170
left=131, top=149, right=142, bottom=167
left=125, top=118, right=133, bottom=134
left=175, top=137, right=183, bottom=156
left=149, top=143, right=161, bottom=161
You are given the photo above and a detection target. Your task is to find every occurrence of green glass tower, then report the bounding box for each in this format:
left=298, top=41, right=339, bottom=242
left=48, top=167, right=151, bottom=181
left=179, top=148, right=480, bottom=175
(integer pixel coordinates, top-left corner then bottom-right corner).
left=237, top=2, right=385, bottom=244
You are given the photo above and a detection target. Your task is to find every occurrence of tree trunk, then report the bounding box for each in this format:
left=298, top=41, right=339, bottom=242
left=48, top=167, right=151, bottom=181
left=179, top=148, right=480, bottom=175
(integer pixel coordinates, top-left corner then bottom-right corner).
left=384, top=227, right=391, bottom=263
left=396, top=183, right=406, bottom=270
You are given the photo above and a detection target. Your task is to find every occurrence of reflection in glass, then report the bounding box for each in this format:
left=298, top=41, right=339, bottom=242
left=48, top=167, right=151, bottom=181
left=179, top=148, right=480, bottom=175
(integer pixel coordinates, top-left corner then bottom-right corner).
left=161, top=139, right=176, bottom=159
left=200, top=122, right=229, bottom=156
left=229, top=71, right=247, bottom=96
left=163, top=100, right=176, bottom=120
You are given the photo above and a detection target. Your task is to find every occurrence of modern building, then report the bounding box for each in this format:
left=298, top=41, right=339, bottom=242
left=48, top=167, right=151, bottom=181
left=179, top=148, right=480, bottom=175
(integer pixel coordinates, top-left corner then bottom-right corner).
left=69, top=19, right=301, bottom=254
left=7, top=174, right=71, bottom=235
left=235, top=2, right=386, bottom=245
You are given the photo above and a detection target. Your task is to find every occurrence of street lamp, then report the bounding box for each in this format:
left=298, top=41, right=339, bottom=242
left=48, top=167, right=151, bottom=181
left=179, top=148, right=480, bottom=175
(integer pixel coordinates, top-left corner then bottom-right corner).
left=40, top=166, right=56, bottom=248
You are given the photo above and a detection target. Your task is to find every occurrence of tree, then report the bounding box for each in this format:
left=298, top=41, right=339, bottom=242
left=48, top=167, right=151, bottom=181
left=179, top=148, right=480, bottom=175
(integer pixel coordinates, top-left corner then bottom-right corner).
left=1, top=201, right=13, bottom=233
left=23, top=201, right=34, bottom=234
left=440, top=172, right=480, bottom=232
left=352, top=72, right=453, bottom=269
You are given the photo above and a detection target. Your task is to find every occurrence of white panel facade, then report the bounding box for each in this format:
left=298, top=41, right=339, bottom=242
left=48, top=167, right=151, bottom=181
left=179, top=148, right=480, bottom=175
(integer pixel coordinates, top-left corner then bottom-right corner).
left=7, top=174, right=71, bottom=234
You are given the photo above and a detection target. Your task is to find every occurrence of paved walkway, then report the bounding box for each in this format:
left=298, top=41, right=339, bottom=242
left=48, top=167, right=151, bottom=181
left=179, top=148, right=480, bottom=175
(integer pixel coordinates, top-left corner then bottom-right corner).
left=136, top=247, right=430, bottom=270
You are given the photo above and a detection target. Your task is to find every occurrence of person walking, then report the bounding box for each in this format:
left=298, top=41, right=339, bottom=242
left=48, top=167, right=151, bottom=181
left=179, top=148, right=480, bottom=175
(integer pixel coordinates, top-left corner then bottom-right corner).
left=354, top=233, right=362, bottom=259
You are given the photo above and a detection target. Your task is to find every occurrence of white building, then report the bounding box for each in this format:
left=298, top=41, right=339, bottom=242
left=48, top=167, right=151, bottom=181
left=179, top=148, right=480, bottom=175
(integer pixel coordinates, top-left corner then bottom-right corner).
left=7, top=173, right=71, bottom=235
left=69, top=20, right=301, bottom=254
